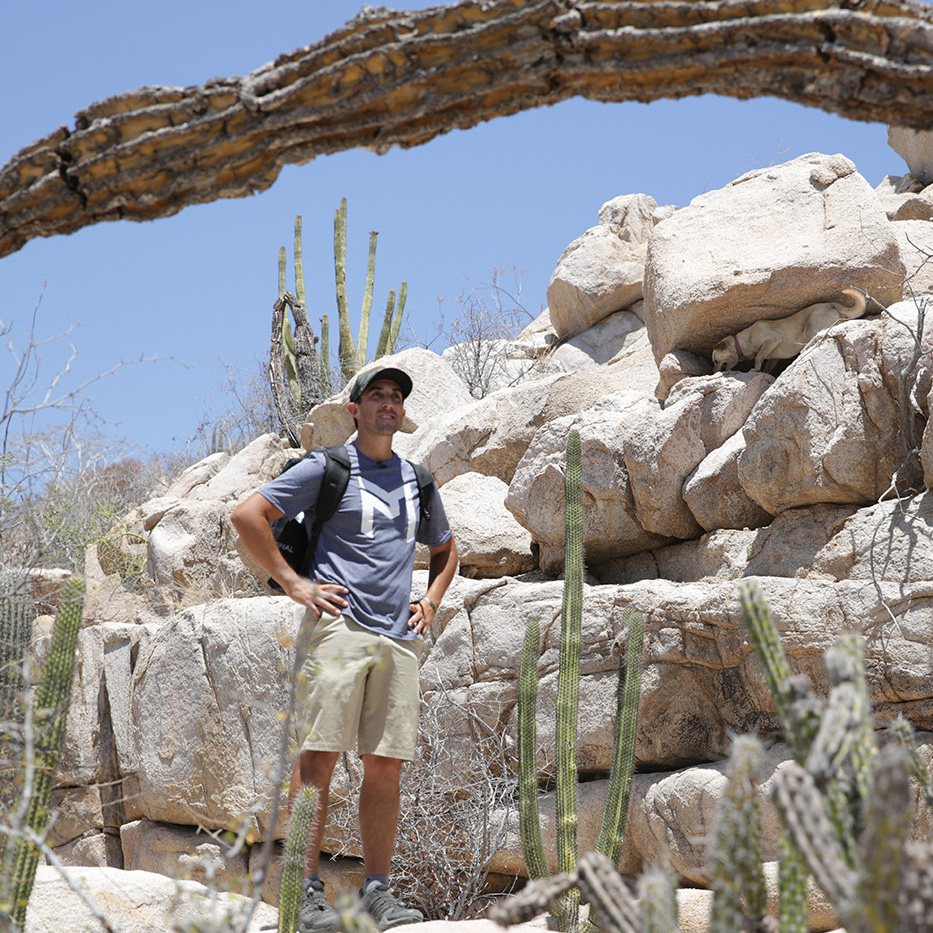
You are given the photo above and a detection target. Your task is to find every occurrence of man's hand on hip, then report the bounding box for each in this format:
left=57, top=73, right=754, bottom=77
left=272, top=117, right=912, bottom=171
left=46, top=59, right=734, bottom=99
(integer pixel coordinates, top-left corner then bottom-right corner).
left=284, top=578, right=349, bottom=619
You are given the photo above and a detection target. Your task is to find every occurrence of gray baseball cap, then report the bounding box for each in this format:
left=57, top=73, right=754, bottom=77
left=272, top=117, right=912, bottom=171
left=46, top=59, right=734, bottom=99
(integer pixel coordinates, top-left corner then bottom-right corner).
left=349, top=366, right=413, bottom=402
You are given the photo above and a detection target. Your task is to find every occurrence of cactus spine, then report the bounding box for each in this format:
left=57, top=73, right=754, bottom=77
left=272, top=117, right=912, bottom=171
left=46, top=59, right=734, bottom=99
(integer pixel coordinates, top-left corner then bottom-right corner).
left=6, top=575, right=85, bottom=929
left=279, top=785, right=318, bottom=933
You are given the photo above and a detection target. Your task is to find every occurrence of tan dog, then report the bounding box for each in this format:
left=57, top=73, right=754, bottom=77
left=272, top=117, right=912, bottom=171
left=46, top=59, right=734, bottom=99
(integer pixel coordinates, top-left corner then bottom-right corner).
left=712, top=288, right=868, bottom=373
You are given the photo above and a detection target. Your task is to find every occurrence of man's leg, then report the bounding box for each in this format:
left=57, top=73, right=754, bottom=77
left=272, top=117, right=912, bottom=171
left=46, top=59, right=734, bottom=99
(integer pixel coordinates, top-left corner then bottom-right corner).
left=358, top=753, right=423, bottom=930
left=290, top=748, right=340, bottom=876
left=359, top=753, right=403, bottom=877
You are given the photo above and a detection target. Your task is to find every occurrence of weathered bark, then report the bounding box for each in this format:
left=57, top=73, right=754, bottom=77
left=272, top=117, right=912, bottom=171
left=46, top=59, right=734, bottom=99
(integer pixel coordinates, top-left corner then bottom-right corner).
left=3, top=0, right=933, bottom=258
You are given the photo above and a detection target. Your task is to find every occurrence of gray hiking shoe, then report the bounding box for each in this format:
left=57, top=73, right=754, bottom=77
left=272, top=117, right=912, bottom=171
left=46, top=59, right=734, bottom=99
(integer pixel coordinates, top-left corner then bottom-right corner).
left=360, top=883, right=424, bottom=930
left=298, top=878, right=340, bottom=933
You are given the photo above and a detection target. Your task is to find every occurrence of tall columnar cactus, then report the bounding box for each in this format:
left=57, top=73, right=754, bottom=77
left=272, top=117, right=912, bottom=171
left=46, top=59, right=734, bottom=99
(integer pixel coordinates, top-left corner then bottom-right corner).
left=279, top=785, right=318, bottom=933
left=332, top=198, right=406, bottom=382
left=0, top=570, right=35, bottom=870
left=0, top=570, right=33, bottom=748
left=517, top=618, right=548, bottom=881
left=595, top=608, right=643, bottom=866
left=516, top=430, right=645, bottom=933
left=555, top=430, right=583, bottom=929
left=6, top=575, right=85, bottom=929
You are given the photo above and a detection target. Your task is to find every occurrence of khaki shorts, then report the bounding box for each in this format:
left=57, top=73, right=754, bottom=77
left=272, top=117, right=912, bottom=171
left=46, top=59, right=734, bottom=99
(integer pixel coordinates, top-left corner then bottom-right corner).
left=295, top=611, right=422, bottom=761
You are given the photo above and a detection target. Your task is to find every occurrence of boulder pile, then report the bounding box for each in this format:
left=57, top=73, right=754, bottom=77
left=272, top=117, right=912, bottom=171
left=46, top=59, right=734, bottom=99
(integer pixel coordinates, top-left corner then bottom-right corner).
left=31, top=139, right=933, bottom=932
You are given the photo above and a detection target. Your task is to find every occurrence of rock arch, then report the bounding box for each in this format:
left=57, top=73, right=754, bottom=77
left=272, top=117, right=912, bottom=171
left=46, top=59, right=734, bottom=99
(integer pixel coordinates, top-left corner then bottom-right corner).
left=2, top=0, right=933, bottom=258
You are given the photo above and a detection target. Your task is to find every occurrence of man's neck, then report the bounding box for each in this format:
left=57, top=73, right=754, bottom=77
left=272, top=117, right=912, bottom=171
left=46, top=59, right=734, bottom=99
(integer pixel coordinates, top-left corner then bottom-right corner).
left=353, top=435, right=395, bottom=463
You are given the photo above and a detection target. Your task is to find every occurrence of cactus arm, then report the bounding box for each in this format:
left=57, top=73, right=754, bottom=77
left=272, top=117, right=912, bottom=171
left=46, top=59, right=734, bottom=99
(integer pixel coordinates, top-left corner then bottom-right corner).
left=334, top=198, right=356, bottom=381
left=319, top=314, right=331, bottom=396
left=517, top=619, right=549, bottom=881
left=278, top=245, right=287, bottom=299
left=740, top=582, right=819, bottom=762
left=576, top=852, right=641, bottom=933
left=637, top=865, right=678, bottom=933
left=355, top=230, right=377, bottom=369
left=708, top=735, right=768, bottom=933
left=9, top=576, right=85, bottom=929
left=595, top=608, right=643, bottom=866
left=855, top=744, right=912, bottom=933
left=294, top=214, right=306, bottom=307
left=777, top=831, right=809, bottom=933
left=375, top=289, right=397, bottom=360
left=555, top=430, right=583, bottom=930
left=279, top=785, right=318, bottom=933
left=892, top=716, right=933, bottom=830
left=387, top=282, right=406, bottom=354
left=772, top=761, right=856, bottom=912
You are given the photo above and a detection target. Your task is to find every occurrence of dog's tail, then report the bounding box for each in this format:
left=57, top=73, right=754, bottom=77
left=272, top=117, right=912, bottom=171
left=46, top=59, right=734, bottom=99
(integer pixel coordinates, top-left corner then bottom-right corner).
left=839, top=287, right=868, bottom=319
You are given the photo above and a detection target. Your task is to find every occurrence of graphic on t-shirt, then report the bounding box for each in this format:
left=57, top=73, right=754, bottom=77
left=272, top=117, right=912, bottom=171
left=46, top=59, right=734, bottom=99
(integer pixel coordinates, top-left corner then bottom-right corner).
left=356, top=473, right=417, bottom=542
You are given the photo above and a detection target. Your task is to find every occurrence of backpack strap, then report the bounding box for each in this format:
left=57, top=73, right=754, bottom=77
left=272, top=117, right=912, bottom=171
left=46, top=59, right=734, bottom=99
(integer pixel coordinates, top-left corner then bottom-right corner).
left=297, top=445, right=351, bottom=579
left=409, top=461, right=436, bottom=529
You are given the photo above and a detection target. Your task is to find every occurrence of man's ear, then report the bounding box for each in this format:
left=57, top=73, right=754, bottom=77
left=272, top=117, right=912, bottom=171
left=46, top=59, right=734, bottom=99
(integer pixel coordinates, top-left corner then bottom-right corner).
left=346, top=400, right=359, bottom=419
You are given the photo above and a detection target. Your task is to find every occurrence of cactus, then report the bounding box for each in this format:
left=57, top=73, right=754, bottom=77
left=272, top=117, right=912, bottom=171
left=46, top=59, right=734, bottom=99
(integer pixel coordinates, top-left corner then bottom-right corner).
left=892, top=715, right=933, bottom=828
left=271, top=202, right=407, bottom=444
left=708, top=735, right=768, bottom=933
left=375, top=284, right=406, bottom=359
left=0, top=570, right=35, bottom=874
left=516, top=430, right=644, bottom=933
left=6, top=575, right=85, bottom=929
left=332, top=199, right=406, bottom=382
left=636, top=865, right=678, bottom=933
left=517, top=618, right=548, bottom=881
left=0, top=570, right=33, bottom=747
left=278, top=785, right=317, bottom=933
left=595, top=608, right=643, bottom=866
left=506, top=582, right=933, bottom=933
left=554, top=430, right=583, bottom=930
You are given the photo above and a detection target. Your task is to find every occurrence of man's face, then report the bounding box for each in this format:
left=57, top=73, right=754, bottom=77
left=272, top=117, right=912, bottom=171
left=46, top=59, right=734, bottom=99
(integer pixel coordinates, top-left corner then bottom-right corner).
left=348, top=378, right=406, bottom=437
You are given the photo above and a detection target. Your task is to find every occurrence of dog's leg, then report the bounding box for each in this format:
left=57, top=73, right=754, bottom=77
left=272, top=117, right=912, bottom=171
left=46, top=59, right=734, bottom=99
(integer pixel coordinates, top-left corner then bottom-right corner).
left=754, top=337, right=782, bottom=371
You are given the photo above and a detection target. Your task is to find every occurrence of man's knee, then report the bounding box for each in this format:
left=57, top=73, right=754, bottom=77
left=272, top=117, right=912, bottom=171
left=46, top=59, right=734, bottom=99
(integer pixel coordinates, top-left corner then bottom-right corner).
left=295, top=749, right=340, bottom=788
left=361, top=753, right=404, bottom=783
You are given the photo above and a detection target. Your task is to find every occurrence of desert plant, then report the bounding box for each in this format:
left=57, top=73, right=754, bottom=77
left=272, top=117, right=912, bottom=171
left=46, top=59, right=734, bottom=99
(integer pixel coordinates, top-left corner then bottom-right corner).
left=278, top=785, right=317, bottom=933
left=501, top=584, right=933, bottom=933
left=0, top=569, right=34, bottom=872
left=326, top=685, right=516, bottom=921
left=517, top=430, right=645, bottom=933
left=2, top=575, right=85, bottom=929
left=332, top=198, right=406, bottom=382
left=270, top=204, right=407, bottom=446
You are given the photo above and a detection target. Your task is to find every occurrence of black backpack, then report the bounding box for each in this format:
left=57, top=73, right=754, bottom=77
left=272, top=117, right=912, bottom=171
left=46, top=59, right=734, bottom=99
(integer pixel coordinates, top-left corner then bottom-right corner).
left=267, top=444, right=436, bottom=591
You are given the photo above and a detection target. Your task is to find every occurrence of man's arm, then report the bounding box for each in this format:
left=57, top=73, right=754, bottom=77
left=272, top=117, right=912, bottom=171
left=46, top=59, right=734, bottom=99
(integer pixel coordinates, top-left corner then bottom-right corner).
left=408, top=535, right=458, bottom=636
left=231, top=492, right=348, bottom=616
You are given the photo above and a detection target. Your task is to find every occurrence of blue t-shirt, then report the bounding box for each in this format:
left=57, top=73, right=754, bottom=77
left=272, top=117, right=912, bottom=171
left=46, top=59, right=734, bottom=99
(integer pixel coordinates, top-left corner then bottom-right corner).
left=257, top=444, right=452, bottom=640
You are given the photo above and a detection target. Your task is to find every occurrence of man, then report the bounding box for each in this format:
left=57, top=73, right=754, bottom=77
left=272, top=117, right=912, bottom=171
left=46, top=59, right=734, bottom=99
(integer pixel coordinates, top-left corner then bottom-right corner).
left=231, top=366, right=458, bottom=932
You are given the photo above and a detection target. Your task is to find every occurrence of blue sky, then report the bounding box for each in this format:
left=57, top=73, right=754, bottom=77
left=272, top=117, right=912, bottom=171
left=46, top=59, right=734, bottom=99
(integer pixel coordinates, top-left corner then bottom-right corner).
left=0, top=1, right=906, bottom=459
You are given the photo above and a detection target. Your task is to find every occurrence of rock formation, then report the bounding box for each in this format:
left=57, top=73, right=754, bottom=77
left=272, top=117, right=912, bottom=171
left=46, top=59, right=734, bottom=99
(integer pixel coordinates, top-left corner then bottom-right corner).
left=23, top=135, right=933, bottom=932
left=4, top=0, right=933, bottom=258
